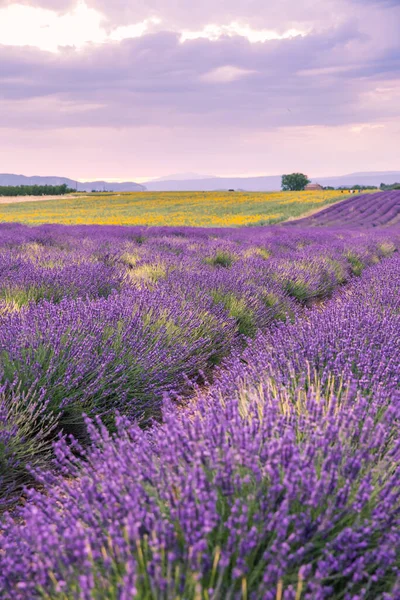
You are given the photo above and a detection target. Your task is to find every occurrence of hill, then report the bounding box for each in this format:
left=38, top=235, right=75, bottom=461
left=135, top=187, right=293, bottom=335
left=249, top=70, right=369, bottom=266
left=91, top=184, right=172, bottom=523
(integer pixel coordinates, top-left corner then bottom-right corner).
left=0, top=173, right=145, bottom=192
left=144, top=175, right=283, bottom=191
left=316, top=171, right=400, bottom=189
left=143, top=171, right=400, bottom=191
left=1, top=171, right=400, bottom=193
left=149, top=172, right=215, bottom=181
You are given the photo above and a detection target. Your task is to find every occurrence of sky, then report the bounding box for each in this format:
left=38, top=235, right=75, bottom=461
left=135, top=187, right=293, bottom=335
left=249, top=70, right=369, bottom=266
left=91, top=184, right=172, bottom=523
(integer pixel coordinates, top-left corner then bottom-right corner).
left=0, top=0, right=399, bottom=181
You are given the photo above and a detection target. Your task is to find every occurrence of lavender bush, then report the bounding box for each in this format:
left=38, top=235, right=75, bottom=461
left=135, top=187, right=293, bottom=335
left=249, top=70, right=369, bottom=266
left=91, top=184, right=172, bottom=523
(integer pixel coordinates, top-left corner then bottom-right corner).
left=0, top=237, right=399, bottom=598
left=207, top=256, right=400, bottom=404
left=0, top=289, right=236, bottom=431
left=0, top=384, right=58, bottom=505
left=1, top=383, right=398, bottom=599
left=0, top=215, right=399, bottom=596
left=1, top=222, right=394, bottom=433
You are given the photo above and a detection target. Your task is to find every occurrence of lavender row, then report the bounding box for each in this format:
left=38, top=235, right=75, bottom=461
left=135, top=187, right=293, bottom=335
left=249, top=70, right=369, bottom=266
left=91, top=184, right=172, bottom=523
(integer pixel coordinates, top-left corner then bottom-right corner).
left=290, top=190, right=400, bottom=228
left=0, top=224, right=399, bottom=505
left=206, top=254, right=400, bottom=405
left=0, top=223, right=397, bottom=314
left=1, top=256, right=399, bottom=598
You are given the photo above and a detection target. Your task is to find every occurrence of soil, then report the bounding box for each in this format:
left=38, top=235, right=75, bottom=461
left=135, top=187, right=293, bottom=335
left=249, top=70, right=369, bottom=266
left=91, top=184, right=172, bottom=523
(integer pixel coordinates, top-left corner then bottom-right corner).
left=0, top=194, right=88, bottom=205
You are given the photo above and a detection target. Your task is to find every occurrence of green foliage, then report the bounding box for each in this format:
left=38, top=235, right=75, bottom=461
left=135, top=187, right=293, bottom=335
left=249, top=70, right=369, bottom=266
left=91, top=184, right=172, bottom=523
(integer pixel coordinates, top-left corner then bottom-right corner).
left=0, top=384, right=58, bottom=505
left=0, top=184, right=74, bottom=197
left=378, top=242, right=396, bottom=257
left=126, top=263, right=167, bottom=286
left=326, top=259, right=348, bottom=284
left=380, top=182, right=400, bottom=190
left=262, top=291, right=293, bottom=322
left=345, top=252, right=366, bottom=276
left=281, top=173, right=311, bottom=191
left=211, top=291, right=257, bottom=337
left=205, top=251, right=234, bottom=268
left=282, top=279, right=311, bottom=302
left=0, top=285, right=61, bottom=308
left=337, top=185, right=378, bottom=191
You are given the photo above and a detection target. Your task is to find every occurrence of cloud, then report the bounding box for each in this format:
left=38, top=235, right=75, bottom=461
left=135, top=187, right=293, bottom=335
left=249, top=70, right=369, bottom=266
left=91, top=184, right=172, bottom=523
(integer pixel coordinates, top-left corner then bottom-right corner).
left=0, top=0, right=390, bottom=45
left=80, top=0, right=360, bottom=33
left=200, top=65, right=256, bottom=83
left=180, top=23, right=308, bottom=43
left=0, top=3, right=164, bottom=52
left=350, top=123, right=386, bottom=134
left=0, top=0, right=73, bottom=11
left=0, top=2, right=312, bottom=53
left=0, top=19, right=398, bottom=132
left=0, top=0, right=399, bottom=178
left=0, top=2, right=105, bottom=52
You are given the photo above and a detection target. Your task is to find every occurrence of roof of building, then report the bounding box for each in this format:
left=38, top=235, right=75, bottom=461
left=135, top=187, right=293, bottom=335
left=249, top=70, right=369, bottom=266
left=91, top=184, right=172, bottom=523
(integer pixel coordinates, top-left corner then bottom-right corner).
left=305, top=183, right=323, bottom=190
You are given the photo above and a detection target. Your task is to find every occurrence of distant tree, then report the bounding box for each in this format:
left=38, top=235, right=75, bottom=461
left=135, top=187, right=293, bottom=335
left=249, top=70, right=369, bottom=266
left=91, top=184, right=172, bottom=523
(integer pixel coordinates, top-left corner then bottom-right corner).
left=380, top=182, right=400, bottom=190
left=281, top=173, right=310, bottom=191
left=336, top=185, right=377, bottom=191
left=350, top=185, right=377, bottom=191
left=0, top=184, right=75, bottom=197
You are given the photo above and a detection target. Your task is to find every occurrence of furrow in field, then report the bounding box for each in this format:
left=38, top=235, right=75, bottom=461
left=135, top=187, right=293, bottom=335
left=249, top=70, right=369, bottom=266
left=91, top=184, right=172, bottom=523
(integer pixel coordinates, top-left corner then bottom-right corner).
left=289, top=190, right=400, bottom=228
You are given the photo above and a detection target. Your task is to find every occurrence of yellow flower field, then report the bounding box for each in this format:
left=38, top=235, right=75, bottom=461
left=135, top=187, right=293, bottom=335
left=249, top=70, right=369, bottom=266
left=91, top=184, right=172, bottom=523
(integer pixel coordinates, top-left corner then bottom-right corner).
left=0, top=190, right=354, bottom=227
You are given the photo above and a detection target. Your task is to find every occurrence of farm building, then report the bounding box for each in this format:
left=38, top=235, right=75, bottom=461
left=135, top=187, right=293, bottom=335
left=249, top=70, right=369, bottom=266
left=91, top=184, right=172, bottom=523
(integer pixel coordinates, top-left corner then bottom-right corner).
left=305, top=183, right=324, bottom=190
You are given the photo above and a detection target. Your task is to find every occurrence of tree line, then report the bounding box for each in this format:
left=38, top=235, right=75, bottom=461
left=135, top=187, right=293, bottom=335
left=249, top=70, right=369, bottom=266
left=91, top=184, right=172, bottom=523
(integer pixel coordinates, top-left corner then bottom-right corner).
left=325, top=185, right=379, bottom=191
left=0, top=184, right=75, bottom=197
left=380, top=183, right=400, bottom=190
left=281, top=173, right=398, bottom=192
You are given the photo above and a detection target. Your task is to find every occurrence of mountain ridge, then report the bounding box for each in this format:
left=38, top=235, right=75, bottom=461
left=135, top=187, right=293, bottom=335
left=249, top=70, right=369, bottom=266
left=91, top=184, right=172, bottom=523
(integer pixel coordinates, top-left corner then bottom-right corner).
left=1, top=171, right=399, bottom=193
left=143, top=171, right=400, bottom=192
left=0, top=173, right=145, bottom=192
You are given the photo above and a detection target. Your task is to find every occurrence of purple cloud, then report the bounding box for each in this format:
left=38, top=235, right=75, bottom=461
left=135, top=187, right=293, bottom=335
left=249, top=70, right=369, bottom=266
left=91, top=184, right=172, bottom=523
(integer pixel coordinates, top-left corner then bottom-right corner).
left=1, top=24, right=398, bottom=128
left=0, top=0, right=399, bottom=178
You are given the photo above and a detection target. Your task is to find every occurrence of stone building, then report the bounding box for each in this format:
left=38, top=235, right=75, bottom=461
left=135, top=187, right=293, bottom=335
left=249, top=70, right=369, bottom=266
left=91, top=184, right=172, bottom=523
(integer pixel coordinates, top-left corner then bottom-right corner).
left=305, top=183, right=324, bottom=191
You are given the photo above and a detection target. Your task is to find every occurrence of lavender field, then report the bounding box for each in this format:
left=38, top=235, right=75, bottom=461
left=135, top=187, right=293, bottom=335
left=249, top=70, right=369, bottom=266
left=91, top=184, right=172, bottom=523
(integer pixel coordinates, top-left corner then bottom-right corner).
left=290, top=190, right=400, bottom=228
left=0, top=193, right=400, bottom=599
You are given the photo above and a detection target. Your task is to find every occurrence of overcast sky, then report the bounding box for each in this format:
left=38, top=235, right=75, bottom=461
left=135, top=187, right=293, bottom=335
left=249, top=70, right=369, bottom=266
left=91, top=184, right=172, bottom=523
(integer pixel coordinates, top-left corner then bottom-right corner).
left=0, top=0, right=399, bottom=181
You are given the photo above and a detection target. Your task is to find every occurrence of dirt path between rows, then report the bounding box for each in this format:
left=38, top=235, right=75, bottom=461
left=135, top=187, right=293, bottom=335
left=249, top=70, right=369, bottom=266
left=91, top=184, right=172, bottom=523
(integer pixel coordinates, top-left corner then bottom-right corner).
left=0, top=194, right=88, bottom=205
